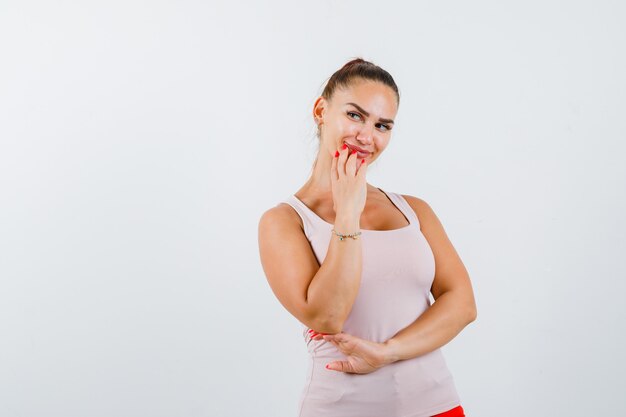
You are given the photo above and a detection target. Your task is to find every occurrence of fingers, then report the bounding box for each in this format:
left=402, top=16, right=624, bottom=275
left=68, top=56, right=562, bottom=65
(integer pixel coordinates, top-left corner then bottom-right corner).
left=326, top=361, right=352, bottom=372
left=337, top=145, right=350, bottom=178
left=331, top=333, right=349, bottom=343
left=346, top=149, right=358, bottom=177
left=330, top=149, right=338, bottom=183
left=332, top=145, right=359, bottom=178
left=356, top=155, right=367, bottom=179
left=309, top=329, right=330, bottom=340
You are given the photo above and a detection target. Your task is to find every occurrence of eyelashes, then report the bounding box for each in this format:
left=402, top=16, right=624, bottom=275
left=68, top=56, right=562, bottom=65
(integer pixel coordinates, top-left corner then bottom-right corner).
left=346, top=111, right=391, bottom=131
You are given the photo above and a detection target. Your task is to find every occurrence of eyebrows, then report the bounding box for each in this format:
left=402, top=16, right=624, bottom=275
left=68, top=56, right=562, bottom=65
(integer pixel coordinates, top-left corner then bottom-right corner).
left=345, top=102, right=395, bottom=124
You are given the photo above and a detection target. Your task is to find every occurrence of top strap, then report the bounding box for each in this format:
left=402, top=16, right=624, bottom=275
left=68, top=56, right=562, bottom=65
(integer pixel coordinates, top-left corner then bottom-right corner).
left=378, top=188, right=421, bottom=228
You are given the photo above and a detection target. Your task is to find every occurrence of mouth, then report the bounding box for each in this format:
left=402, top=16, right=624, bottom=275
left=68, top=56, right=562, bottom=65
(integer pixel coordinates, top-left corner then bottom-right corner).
left=343, top=142, right=372, bottom=158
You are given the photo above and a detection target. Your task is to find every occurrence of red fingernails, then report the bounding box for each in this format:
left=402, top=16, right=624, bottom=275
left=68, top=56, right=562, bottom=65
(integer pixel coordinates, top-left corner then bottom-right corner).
left=351, top=150, right=357, bottom=154
left=341, top=144, right=347, bottom=150
left=361, top=158, right=365, bottom=164
left=335, top=151, right=339, bottom=157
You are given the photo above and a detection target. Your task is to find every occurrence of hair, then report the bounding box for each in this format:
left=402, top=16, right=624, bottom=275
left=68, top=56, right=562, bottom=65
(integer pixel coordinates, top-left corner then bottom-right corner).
left=315, top=57, right=399, bottom=140
left=311, top=58, right=400, bottom=169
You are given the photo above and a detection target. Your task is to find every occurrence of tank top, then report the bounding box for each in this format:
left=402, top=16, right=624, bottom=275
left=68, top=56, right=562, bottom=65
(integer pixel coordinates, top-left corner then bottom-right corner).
left=280, top=188, right=462, bottom=417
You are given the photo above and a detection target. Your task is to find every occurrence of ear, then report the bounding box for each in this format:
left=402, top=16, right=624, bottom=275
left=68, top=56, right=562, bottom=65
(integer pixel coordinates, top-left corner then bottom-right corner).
left=313, top=96, right=327, bottom=125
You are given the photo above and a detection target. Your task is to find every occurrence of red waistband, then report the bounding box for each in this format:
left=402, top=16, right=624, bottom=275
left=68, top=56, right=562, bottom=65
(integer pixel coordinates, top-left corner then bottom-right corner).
left=431, top=405, right=465, bottom=417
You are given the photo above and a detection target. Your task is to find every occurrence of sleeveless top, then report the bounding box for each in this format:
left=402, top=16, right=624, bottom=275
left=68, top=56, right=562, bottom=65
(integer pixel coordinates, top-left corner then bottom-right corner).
left=280, top=188, right=462, bottom=417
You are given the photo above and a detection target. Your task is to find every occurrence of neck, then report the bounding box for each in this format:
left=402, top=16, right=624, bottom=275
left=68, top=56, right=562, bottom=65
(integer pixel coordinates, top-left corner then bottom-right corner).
left=304, top=153, right=332, bottom=194
left=301, top=151, right=373, bottom=196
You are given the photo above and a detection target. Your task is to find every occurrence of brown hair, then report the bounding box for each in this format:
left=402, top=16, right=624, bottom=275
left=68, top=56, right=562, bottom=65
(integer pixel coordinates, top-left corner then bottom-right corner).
left=316, top=57, right=400, bottom=139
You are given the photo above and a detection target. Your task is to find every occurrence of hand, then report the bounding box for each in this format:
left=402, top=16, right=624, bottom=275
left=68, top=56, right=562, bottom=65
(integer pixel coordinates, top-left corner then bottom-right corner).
left=308, top=330, right=392, bottom=374
left=330, top=145, right=368, bottom=218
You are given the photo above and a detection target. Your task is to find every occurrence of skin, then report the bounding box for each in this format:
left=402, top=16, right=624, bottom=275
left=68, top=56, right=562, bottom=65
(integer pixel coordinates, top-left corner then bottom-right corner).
left=302, top=77, right=398, bottom=199
left=295, top=78, right=477, bottom=374
left=299, top=78, right=400, bottom=373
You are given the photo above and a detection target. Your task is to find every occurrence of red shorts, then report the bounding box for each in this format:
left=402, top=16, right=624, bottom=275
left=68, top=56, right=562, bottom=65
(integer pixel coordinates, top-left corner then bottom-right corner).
left=432, top=405, right=465, bottom=417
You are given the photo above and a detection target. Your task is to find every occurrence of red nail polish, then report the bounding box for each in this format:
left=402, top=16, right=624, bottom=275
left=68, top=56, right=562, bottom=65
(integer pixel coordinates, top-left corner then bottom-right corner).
left=335, top=151, right=339, bottom=157
left=361, top=158, right=365, bottom=164
left=325, top=364, right=330, bottom=369
left=351, top=150, right=357, bottom=154
left=341, top=144, right=347, bottom=150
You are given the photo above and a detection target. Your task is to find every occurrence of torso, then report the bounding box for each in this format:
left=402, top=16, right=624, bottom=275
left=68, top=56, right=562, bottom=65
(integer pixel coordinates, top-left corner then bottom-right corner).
left=292, top=184, right=411, bottom=231
left=286, top=186, right=462, bottom=415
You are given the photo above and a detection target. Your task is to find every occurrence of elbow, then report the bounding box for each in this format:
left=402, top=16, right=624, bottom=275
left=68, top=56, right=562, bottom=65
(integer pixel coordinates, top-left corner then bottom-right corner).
left=323, top=321, right=344, bottom=335
left=466, top=306, right=477, bottom=323
left=310, top=314, right=345, bottom=335
left=316, top=322, right=344, bottom=335
left=305, top=300, right=348, bottom=334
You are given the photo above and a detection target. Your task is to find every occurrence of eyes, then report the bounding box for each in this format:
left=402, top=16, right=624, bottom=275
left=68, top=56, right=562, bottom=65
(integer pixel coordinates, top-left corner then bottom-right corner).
left=347, top=111, right=392, bottom=132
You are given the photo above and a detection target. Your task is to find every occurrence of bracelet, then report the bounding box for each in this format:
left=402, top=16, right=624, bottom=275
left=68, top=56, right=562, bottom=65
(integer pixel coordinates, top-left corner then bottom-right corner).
left=331, top=228, right=362, bottom=241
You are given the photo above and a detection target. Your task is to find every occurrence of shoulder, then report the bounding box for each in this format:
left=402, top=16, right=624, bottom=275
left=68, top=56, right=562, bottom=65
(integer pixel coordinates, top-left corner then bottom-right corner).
left=258, top=202, right=304, bottom=233
left=400, top=194, right=437, bottom=227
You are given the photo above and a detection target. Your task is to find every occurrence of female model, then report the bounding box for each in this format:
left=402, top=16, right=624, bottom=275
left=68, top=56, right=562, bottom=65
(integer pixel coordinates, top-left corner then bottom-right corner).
left=258, top=58, right=477, bottom=417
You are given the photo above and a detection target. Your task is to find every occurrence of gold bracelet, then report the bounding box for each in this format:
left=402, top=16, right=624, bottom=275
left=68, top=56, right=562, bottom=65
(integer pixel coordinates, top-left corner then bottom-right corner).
left=331, top=228, right=362, bottom=241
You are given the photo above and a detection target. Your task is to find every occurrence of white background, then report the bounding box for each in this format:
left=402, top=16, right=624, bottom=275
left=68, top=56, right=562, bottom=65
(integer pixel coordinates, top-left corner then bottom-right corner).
left=1, top=1, right=625, bottom=416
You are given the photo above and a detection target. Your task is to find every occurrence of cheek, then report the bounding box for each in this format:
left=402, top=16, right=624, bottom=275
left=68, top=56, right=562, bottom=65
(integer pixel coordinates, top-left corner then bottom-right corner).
left=375, top=140, right=390, bottom=151
left=340, top=122, right=361, bottom=136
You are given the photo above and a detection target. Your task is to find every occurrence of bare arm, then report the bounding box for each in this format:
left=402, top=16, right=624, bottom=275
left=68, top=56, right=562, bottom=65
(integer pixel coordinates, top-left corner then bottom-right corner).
left=306, top=213, right=363, bottom=333
left=258, top=206, right=363, bottom=334
left=382, top=290, right=476, bottom=363
left=382, top=195, right=477, bottom=363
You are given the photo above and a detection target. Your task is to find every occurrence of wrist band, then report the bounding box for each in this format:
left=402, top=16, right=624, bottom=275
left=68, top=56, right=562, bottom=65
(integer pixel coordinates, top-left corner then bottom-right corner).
left=331, top=228, right=362, bottom=241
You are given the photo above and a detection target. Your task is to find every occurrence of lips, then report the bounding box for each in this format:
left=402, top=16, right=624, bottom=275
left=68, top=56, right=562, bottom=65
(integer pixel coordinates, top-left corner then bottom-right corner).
left=344, top=142, right=371, bottom=155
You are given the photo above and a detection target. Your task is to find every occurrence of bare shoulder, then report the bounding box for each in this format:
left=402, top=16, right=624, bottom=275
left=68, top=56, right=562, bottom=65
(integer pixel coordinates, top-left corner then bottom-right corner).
left=400, top=194, right=436, bottom=229
left=257, top=201, right=321, bottom=330
left=400, top=193, right=451, bottom=245
left=259, top=202, right=303, bottom=232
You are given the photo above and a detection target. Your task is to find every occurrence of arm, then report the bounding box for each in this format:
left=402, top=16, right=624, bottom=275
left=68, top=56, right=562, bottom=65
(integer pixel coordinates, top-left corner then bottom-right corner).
left=307, top=211, right=364, bottom=333
left=382, top=196, right=477, bottom=363
left=258, top=205, right=363, bottom=335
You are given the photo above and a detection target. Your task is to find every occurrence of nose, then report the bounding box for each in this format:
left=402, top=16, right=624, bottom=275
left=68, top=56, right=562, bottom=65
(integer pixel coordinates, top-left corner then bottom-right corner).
left=355, top=124, right=374, bottom=145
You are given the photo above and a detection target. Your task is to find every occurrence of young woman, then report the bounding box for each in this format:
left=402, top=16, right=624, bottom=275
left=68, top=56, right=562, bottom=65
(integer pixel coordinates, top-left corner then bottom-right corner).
left=258, top=58, right=477, bottom=417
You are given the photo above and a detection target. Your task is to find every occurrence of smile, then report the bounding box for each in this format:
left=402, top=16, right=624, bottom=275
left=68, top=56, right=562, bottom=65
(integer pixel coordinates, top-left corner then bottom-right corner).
left=344, top=142, right=371, bottom=155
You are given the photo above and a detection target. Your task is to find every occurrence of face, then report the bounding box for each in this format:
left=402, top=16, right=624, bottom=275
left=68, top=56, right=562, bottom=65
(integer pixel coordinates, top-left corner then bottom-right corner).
left=313, top=79, right=398, bottom=162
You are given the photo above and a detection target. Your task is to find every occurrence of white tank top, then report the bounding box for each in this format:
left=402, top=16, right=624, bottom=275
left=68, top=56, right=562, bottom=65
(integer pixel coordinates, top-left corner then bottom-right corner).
left=279, top=188, right=463, bottom=417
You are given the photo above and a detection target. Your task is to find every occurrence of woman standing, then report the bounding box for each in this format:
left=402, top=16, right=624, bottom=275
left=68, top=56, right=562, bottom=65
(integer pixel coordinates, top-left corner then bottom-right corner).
left=258, top=58, right=477, bottom=417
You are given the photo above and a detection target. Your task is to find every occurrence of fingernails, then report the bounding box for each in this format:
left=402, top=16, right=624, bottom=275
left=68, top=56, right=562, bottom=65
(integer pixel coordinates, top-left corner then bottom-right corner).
left=341, top=144, right=347, bottom=150
left=361, top=158, right=365, bottom=164
left=325, top=364, right=331, bottom=369
left=351, top=150, right=357, bottom=154
left=334, top=151, right=339, bottom=157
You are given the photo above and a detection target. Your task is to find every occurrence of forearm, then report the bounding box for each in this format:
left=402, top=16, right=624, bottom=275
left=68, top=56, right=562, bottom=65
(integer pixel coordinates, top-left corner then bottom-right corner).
left=382, top=290, right=476, bottom=363
left=307, top=214, right=362, bottom=333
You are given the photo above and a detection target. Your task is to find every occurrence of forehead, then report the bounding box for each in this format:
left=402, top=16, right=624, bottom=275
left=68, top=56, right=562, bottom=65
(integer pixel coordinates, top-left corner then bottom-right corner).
left=333, top=79, right=398, bottom=114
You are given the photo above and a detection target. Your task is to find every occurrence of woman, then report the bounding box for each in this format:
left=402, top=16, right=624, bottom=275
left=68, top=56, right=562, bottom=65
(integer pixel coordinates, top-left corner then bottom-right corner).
left=258, top=58, right=477, bottom=417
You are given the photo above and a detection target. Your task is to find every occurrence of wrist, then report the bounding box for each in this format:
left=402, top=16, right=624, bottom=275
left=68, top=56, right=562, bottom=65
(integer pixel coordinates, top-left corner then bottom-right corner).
left=382, top=338, right=402, bottom=365
left=334, top=216, right=360, bottom=234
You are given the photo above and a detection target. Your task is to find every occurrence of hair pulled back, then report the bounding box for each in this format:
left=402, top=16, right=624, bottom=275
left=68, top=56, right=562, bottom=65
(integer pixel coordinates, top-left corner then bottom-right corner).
left=321, top=57, right=399, bottom=104
left=316, top=57, right=399, bottom=139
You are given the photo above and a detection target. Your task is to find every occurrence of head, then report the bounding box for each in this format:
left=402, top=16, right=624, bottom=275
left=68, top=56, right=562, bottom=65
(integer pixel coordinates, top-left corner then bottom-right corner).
left=313, top=58, right=400, bottom=167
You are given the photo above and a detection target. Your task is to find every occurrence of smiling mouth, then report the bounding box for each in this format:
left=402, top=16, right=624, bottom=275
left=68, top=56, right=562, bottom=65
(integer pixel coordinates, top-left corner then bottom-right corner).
left=344, top=142, right=371, bottom=155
